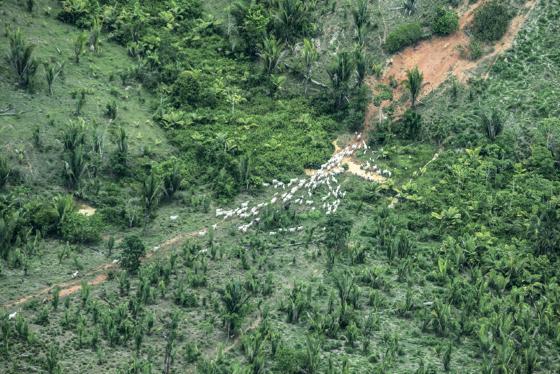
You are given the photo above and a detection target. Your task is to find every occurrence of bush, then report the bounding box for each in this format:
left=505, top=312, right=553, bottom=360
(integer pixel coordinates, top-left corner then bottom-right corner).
left=431, top=7, right=459, bottom=36
left=384, top=22, right=423, bottom=53
left=60, top=212, right=102, bottom=244
left=401, top=109, right=422, bottom=139
left=171, top=70, right=215, bottom=108
left=120, top=235, right=145, bottom=274
left=471, top=1, right=513, bottom=41
left=57, top=0, right=94, bottom=28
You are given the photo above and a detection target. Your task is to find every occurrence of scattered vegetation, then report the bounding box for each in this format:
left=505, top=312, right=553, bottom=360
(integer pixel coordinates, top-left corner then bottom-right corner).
left=0, top=0, right=558, bottom=373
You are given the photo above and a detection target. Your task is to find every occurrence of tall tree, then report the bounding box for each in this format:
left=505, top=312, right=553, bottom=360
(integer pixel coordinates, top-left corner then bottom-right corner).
left=301, top=38, right=318, bottom=95
left=141, top=172, right=162, bottom=225
left=352, top=0, right=370, bottom=45
left=327, top=52, right=355, bottom=110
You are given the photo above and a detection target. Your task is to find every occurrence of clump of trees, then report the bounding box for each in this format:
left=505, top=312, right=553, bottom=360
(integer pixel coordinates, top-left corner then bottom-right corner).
left=120, top=235, right=145, bottom=274
left=431, top=7, right=459, bottom=36
left=471, top=0, right=513, bottom=41
left=384, top=22, right=423, bottom=53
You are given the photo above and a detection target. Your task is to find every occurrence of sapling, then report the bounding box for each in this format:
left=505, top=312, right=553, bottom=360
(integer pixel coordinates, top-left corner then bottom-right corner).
left=106, top=236, right=114, bottom=258
left=74, top=32, right=87, bottom=64
left=405, top=66, right=423, bottom=108
left=43, top=59, right=64, bottom=95
left=89, top=18, right=102, bottom=53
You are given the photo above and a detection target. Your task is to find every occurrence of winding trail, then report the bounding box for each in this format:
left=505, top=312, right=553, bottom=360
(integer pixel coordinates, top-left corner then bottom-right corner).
left=2, top=229, right=206, bottom=308
left=1, top=0, right=537, bottom=311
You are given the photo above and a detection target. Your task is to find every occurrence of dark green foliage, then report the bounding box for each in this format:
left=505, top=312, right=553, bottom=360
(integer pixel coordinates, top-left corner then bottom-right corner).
left=0, top=158, right=11, bottom=190
left=73, top=32, right=87, bottom=64
left=43, top=59, right=65, bottom=96
left=230, top=1, right=270, bottom=57
left=60, top=212, right=101, bottom=244
left=384, top=22, right=423, bottom=53
left=171, top=70, right=204, bottom=108
left=401, top=109, right=422, bottom=139
left=431, top=7, right=459, bottom=36
left=120, top=235, right=146, bottom=274
left=471, top=0, right=513, bottom=41
left=112, top=127, right=128, bottom=177
left=44, top=344, right=61, bottom=374
left=220, top=280, right=250, bottom=336
left=481, top=109, right=503, bottom=141
left=162, top=165, right=184, bottom=199
left=405, top=66, right=423, bottom=108
left=141, top=172, right=162, bottom=222
left=328, top=52, right=355, bottom=110
left=63, top=146, right=87, bottom=189
left=533, top=204, right=560, bottom=255
left=272, top=0, right=317, bottom=44
left=324, top=214, right=353, bottom=252
left=259, top=35, right=285, bottom=74
left=352, top=0, right=371, bottom=45
left=6, top=27, right=38, bottom=89
left=402, top=0, right=418, bottom=16
left=105, top=100, right=118, bottom=120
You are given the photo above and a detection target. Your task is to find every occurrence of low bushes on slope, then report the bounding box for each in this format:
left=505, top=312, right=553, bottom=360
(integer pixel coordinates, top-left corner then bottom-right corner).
left=431, top=7, right=459, bottom=36
left=471, top=0, right=514, bottom=41
left=384, top=22, right=423, bottom=53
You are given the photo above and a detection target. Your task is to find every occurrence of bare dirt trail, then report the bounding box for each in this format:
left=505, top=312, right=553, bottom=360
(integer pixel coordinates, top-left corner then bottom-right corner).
left=2, top=229, right=207, bottom=309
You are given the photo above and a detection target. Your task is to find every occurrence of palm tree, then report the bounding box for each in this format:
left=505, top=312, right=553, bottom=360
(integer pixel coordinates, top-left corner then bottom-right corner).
left=220, top=280, right=250, bottom=337
left=6, top=28, right=38, bottom=89
left=63, top=146, right=87, bottom=189
left=141, top=172, right=162, bottom=224
left=302, top=38, right=318, bottom=95
left=402, top=0, right=418, bottom=16
left=163, top=164, right=183, bottom=199
left=405, top=66, right=423, bottom=108
left=259, top=35, right=285, bottom=74
left=354, top=47, right=369, bottom=87
left=0, top=157, right=11, bottom=190
left=273, top=0, right=312, bottom=44
left=43, top=59, right=65, bottom=96
left=327, top=52, right=355, bottom=110
left=481, top=109, right=503, bottom=141
left=74, top=32, right=87, bottom=64
left=352, top=0, right=370, bottom=45
left=89, top=18, right=102, bottom=53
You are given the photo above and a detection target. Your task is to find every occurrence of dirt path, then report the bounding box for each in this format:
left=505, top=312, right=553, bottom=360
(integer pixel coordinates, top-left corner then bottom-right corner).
left=2, top=229, right=207, bottom=309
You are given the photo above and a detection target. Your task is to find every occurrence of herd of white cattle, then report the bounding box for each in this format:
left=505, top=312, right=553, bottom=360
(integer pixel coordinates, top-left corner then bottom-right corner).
left=212, top=136, right=391, bottom=235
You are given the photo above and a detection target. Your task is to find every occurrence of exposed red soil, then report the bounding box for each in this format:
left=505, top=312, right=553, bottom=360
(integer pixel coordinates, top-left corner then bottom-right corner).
left=365, top=0, right=537, bottom=126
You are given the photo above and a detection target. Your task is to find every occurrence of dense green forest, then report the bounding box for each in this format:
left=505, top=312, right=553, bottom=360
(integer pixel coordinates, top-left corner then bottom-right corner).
left=0, top=0, right=559, bottom=372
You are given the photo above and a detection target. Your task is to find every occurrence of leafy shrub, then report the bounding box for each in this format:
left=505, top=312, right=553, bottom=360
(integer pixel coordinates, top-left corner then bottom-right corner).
left=57, top=0, right=95, bottom=28
left=384, top=22, right=423, bottom=53
left=431, top=7, right=459, bottom=36
left=6, top=27, right=38, bottom=89
left=401, top=109, right=422, bottom=139
left=60, top=212, right=101, bottom=244
left=0, top=157, right=11, bottom=189
left=120, top=235, right=146, bottom=274
left=471, top=0, right=513, bottom=41
left=172, top=70, right=203, bottom=107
